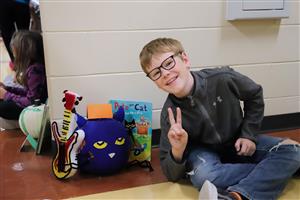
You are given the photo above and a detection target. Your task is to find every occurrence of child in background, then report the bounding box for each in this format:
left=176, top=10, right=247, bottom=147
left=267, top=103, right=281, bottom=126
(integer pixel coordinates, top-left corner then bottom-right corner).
left=0, top=30, right=47, bottom=128
left=139, top=38, right=300, bottom=200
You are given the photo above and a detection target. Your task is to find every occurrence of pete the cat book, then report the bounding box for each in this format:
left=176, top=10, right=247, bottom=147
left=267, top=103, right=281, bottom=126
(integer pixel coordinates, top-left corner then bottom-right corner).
left=109, top=100, right=152, bottom=162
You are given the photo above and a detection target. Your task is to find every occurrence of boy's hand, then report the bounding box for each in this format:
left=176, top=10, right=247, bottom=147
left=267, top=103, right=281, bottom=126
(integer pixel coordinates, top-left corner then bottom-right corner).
left=0, top=87, right=7, bottom=99
left=167, top=107, right=188, bottom=162
left=235, top=138, right=256, bottom=156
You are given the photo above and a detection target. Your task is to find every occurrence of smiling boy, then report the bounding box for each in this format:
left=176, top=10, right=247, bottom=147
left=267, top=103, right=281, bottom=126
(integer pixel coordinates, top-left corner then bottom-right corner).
left=139, top=38, right=300, bottom=200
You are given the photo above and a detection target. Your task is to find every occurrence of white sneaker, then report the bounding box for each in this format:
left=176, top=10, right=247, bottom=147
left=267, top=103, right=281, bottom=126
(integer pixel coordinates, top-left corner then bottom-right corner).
left=199, top=180, right=218, bottom=200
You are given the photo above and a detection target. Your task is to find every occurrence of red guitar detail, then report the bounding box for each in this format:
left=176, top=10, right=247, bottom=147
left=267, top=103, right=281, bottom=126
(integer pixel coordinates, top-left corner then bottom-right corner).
left=52, top=90, right=84, bottom=179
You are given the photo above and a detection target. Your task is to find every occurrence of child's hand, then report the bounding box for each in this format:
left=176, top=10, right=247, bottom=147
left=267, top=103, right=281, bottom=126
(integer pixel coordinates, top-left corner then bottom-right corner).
left=0, top=87, right=7, bottom=99
left=235, top=138, right=256, bottom=156
left=167, top=107, right=188, bottom=162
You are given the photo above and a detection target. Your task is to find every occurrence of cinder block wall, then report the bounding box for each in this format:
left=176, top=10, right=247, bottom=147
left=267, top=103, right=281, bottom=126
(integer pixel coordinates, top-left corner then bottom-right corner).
left=40, top=1, right=300, bottom=129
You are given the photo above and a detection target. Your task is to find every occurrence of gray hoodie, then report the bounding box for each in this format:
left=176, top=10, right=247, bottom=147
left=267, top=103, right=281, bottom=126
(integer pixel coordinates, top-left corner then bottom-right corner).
left=159, top=66, right=264, bottom=181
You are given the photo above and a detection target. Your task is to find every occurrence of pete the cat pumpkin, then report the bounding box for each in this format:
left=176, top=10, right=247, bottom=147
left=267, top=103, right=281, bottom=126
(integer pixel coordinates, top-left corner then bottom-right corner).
left=77, top=107, right=130, bottom=175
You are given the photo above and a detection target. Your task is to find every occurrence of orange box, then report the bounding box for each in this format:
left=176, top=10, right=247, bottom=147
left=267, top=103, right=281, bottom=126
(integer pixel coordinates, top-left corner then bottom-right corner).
left=87, top=104, right=113, bottom=119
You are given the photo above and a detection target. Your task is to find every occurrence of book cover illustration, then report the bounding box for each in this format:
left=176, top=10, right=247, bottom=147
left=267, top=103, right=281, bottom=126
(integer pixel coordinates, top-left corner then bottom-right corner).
left=109, top=100, right=152, bottom=162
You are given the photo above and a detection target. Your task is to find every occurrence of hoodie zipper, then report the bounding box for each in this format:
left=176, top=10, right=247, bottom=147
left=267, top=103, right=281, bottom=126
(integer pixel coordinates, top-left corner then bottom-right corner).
left=188, top=95, right=222, bottom=144
left=187, top=95, right=195, bottom=107
left=200, top=104, right=222, bottom=144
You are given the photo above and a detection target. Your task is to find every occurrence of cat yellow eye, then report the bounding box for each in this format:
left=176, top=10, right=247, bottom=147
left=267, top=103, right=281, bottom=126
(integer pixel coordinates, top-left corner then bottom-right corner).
left=93, top=141, right=107, bottom=149
left=115, top=137, right=125, bottom=145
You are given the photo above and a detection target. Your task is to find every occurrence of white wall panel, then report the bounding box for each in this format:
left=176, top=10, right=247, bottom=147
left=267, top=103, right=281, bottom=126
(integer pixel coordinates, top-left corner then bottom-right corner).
left=40, top=0, right=300, bottom=129
left=264, top=97, right=300, bottom=115
left=183, top=25, right=299, bottom=68
left=233, top=62, right=299, bottom=98
left=44, top=25, right=299, bottom=76
left=40, top=1, right=223, bottom=31
left=281, top=0, right=300, bottom=24
left=40, top=1, right=299, bottom=32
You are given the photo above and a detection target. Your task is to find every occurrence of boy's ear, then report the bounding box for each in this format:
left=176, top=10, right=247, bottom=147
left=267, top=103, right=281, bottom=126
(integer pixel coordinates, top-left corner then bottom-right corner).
left=181, top=52, right=191, bottom=67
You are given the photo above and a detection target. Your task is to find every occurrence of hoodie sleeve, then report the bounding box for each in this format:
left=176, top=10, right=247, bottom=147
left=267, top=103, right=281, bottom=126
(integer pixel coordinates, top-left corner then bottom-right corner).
left=4, top=64, right=46, bottom=108
left=227, top=67, right=264, bottom=142
left=159, top=107, right=187, bottom=182
left=4, top=85, right=27, bottom=96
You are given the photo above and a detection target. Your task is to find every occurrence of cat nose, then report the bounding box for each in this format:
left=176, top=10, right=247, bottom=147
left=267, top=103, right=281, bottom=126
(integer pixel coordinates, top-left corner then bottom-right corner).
left=109, top=153, right=115, bottom=158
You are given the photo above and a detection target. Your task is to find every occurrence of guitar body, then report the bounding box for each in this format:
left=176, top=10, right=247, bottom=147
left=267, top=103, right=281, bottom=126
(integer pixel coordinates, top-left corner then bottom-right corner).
left=52, top=122, right=85, bottom=179
left=51, top=90, right=84, bottom=179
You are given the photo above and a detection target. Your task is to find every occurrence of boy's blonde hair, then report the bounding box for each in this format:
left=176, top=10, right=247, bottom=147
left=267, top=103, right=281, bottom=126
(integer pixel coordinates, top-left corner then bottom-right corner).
left=139, top=38, right=185, bottom=73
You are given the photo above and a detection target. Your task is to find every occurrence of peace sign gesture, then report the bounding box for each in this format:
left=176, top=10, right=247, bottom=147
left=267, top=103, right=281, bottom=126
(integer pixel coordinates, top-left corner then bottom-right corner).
left=167, top=107, right=188, bottom=162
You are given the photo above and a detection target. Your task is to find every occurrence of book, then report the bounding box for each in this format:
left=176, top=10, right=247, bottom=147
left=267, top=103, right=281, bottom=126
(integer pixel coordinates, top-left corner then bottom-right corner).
left=109, top=100, right=152, bottom=163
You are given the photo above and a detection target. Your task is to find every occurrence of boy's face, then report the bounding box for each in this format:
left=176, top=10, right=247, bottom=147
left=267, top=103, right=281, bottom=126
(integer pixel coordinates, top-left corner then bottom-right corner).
left=147, top=51, right=192, bottom=97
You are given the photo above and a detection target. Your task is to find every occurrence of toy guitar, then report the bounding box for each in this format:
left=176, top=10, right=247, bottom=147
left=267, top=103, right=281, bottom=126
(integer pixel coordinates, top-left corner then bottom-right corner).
left=52, top=90, right=85, bottom=179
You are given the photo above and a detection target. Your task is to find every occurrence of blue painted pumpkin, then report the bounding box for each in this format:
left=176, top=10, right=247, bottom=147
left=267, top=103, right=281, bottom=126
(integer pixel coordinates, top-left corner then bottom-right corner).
left=77, top=107, right=130, bottom=175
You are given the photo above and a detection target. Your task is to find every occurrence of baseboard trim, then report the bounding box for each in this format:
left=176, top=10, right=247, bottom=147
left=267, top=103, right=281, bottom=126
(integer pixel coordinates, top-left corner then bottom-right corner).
left=151, top=112, right=300, bottom=147
left=260, top=112, right=300, bottom=133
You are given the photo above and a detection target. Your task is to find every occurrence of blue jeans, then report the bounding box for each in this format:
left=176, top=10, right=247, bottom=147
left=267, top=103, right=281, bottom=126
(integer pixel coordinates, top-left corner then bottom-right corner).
left=187, top=135, right=300, bottom=200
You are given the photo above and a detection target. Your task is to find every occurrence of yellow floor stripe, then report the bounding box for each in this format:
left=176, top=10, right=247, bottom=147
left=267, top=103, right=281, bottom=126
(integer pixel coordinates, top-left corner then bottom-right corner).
left=69, top=179, right=299, bottom=200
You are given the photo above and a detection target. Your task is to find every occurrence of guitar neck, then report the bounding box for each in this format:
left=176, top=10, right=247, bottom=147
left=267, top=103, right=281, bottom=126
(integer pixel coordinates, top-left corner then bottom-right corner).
left=61, top=109, right=73, bottom=141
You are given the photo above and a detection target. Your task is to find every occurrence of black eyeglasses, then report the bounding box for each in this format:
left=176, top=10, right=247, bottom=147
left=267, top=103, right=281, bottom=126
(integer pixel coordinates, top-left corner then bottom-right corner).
left=146, top=52, right=181, bottom=81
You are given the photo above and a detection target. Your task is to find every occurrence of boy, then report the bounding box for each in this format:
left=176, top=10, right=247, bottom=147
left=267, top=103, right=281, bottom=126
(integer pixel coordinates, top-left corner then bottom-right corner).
left=139, top=38, right=300, bottom=200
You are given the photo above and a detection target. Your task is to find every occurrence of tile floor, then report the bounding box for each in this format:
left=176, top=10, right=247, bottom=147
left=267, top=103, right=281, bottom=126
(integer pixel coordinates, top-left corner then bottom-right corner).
left=0, top=128, right=299, bottom=199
